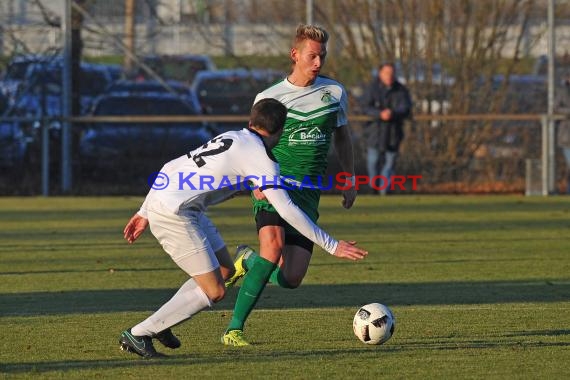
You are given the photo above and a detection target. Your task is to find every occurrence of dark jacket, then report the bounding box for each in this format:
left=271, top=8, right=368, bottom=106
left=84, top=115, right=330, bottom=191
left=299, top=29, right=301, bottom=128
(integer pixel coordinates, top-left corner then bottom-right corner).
left=364, top=80, right=412, bottom=152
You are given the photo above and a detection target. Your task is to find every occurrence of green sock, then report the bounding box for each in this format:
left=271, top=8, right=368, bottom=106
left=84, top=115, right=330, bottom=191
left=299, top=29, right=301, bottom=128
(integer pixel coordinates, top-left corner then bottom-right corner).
left=227, top=256, right=276, bottom=331
left=244, top=249, right=294, bottom=288
left=243, top=249, right=258, bottom=271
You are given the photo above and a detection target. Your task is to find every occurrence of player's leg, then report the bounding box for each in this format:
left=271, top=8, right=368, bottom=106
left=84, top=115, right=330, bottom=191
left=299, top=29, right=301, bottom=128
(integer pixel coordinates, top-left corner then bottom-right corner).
left=222, top=191, right=318, bottom=345
left=141, top=209, right=226, bottom=322
left=274, top=236, right=314, bottom=288
left=215, top=246, right=235, bottom=280
left=221, top=239, right=313, bottom=346
left=120, top=208, right=223, bottom=357
left=199, top=212, right=235, bottom=281
left=267, top=188, right=319, bottom=287
left=222, top=222, right=283, bottom=345
left=232, top=189, right=319, bottom=288
left=126, top=268, right=215, bottom=335
left=239, top=236, right=313, bottom=289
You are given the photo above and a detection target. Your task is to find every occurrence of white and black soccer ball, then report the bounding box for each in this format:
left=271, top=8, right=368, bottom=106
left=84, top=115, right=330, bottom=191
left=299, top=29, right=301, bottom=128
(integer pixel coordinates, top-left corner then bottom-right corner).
left=353, top=303, right=396, bottom=345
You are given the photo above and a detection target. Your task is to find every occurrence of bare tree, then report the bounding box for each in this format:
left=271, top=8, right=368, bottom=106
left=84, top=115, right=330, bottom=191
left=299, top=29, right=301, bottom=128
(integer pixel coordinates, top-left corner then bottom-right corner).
left=318, top=0, right=541, bottom=190
left=1, top=0, right=551, bottom=193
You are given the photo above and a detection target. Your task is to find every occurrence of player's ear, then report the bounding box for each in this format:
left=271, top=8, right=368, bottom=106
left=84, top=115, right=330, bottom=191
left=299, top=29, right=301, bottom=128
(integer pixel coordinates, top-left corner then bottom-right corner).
left=290, top=48, right=297, bottom=63
left=249, top=122, right=265, bottom=135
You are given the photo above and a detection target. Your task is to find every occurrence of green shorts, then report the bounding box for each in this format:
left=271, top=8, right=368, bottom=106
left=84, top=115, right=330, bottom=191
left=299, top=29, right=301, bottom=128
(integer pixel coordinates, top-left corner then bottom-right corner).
left=252, top=187, right=321, bottom=236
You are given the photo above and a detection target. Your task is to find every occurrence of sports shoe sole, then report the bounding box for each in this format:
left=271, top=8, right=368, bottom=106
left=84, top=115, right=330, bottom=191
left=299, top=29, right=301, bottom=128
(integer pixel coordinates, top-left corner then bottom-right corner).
left=118, top=330, right=166, bottom=358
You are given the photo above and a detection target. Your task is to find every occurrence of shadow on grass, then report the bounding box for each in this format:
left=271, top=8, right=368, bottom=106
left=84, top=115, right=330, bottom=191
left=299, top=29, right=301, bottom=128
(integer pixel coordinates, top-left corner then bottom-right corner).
left=0, top=267, right=179, bottom=276
left=2, top=338, right=570, bottom=374
left=501, top=329, right=570, bottom=337
left=1, top=280, right=568, bottom=317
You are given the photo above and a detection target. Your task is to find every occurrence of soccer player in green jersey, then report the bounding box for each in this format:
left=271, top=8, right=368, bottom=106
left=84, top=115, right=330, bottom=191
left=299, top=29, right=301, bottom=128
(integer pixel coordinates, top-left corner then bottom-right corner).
left=222, top=24, right=358, bottom=346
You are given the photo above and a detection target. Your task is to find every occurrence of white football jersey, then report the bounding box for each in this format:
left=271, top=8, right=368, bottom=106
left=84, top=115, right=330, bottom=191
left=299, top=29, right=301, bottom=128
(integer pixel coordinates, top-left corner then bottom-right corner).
left=138, top=128, right=338, bottom=254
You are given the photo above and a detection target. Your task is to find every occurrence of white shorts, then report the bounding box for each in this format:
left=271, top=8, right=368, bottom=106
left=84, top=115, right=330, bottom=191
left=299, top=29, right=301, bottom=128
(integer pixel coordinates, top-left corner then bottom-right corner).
left=147, top=200, right=225, bottom=277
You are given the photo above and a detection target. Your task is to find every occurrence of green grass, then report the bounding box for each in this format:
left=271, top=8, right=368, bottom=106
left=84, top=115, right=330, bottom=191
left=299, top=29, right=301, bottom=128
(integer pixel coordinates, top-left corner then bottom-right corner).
left=1, top=195, right=569, bottom=379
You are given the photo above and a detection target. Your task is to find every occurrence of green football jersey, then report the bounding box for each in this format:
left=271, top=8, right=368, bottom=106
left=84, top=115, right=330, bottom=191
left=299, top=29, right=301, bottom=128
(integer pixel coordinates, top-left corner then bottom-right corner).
left=254, top=75, right=349, bottom=182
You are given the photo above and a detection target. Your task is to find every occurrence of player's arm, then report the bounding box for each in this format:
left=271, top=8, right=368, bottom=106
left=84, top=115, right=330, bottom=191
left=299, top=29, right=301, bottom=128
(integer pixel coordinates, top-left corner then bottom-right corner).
left=261, top=187, right=367, bottom=261
left=123, top=189, right=154, bottom=244
left=333, top=124, right=357, bottom=209
left=123, top=213, right=148, bottom=244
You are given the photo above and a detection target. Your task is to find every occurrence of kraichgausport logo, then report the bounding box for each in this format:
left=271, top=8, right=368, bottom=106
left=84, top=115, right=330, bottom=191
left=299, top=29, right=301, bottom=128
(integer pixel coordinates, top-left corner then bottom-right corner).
left=147, top=171, right=421, bottom=192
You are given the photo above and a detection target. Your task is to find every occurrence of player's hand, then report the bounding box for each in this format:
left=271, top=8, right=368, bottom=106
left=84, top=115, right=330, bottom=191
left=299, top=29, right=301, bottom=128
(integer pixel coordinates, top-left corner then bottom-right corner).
left=123, top=213, right=149, bottom=244
left=380, top=109, right=392, bottom=121
left=342, top=187, right=357, bottom=209
left=333, top=240, right=368, bottom=261
left=252, top=187, right=267, bottom=201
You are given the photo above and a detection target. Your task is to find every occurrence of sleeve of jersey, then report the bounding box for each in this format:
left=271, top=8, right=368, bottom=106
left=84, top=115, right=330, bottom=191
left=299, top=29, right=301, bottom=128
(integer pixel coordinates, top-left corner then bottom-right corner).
left=262, top=187, right=339, bottom=255
left=136, top=188, right=155, bottom=219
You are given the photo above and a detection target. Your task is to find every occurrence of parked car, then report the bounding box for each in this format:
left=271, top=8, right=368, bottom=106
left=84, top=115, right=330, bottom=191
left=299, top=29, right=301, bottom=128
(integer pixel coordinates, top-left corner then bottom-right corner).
left=532, top=54, right=570, bottom=84
left=0, top=121, right=28, bottom=169
left=135, top=54, right=216, bottom=85
left=104, top=79, right=193, bottom=99
left=0, top=91, right=8, bottom=115
left=477, top=74, right=546, bottom=113
left=394, top=60, right=455, bottom=87
left=9, top=60, right=114, bottom=118
left=102, top=63, right=125, bottom=82
left=0, top=54, right=61, bottom=105
left=190, top=68, right=284, bottom=133
left=79, top=92, right=214, bottom=178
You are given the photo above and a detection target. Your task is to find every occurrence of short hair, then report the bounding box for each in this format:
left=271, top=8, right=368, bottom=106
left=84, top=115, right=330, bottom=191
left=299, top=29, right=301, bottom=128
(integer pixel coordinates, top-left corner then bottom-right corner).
left=379, top=62, right=395, bottom=71
left=250, top=98, right=287, bottom=135
left=293, top=24, right=329, bottom=49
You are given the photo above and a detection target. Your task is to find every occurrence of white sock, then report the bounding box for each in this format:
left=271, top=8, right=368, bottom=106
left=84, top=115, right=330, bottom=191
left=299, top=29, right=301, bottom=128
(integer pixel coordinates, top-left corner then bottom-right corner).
left=131, top=278, right=212, bottom=336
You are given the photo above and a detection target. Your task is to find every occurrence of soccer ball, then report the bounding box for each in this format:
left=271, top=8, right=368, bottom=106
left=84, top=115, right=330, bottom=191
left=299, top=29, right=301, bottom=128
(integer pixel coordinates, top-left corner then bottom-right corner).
left=353, top=303, right=396, bottom=345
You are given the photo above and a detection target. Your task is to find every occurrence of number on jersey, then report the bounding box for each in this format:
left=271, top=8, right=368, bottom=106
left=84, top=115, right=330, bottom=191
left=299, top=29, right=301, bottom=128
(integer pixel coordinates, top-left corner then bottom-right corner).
left=188, top=137, right=233, bottom=167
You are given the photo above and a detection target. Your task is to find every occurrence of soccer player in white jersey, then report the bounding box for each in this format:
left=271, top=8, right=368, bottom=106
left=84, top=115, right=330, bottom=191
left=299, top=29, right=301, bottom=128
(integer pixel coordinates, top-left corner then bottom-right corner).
left=222, top=24, right=358, bottom=346
left=118, top=98, right=367, bottom=358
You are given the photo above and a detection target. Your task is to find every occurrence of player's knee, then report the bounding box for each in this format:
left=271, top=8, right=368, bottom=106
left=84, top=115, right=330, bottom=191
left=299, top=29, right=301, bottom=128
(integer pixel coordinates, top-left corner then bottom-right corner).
left=265, top=236, right=284, bottom=251
left=279, top=272, right=302, bottom=289
left=286, top=277, right=303, bottom=289
left=259, top=226, right=285, bottom=249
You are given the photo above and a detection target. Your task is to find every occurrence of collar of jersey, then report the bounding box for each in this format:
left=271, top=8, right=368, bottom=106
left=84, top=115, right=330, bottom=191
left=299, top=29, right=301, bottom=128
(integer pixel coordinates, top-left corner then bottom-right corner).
left=284, top=76, right=320, bottom=90
left=245, top=128, right=278, bottom=163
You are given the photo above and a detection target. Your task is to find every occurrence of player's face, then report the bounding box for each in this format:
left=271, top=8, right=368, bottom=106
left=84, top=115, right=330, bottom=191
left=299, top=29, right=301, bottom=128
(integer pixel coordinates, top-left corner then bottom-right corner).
left=292, top=39, right=327, bottom=82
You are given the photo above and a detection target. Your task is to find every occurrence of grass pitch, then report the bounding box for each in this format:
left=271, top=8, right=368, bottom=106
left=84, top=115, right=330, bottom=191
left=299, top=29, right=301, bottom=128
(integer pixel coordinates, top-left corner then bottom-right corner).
left=0, top=195, right=569, bottom=379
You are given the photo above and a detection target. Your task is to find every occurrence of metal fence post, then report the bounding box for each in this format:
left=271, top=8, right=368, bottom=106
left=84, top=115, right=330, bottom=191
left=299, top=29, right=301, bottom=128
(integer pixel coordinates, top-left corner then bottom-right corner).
left=548, top=116, right=557, bottom=194
left=61, top=0, right=72, bottom=193
left=41, top=117, right=50, bottom=197
left=541, top=114, right=549, bottom=196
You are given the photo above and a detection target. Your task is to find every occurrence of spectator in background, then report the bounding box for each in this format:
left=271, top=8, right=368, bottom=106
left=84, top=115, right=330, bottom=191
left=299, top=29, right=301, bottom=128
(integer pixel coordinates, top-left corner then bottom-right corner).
left=363, top=62, right=412, bottom=195
left=556, top=74, right=570, bottom=194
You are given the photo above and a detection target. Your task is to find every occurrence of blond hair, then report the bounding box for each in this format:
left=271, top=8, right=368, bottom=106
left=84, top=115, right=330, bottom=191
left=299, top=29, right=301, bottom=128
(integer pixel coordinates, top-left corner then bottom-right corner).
left=293, top=24, right=329, bottom=49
